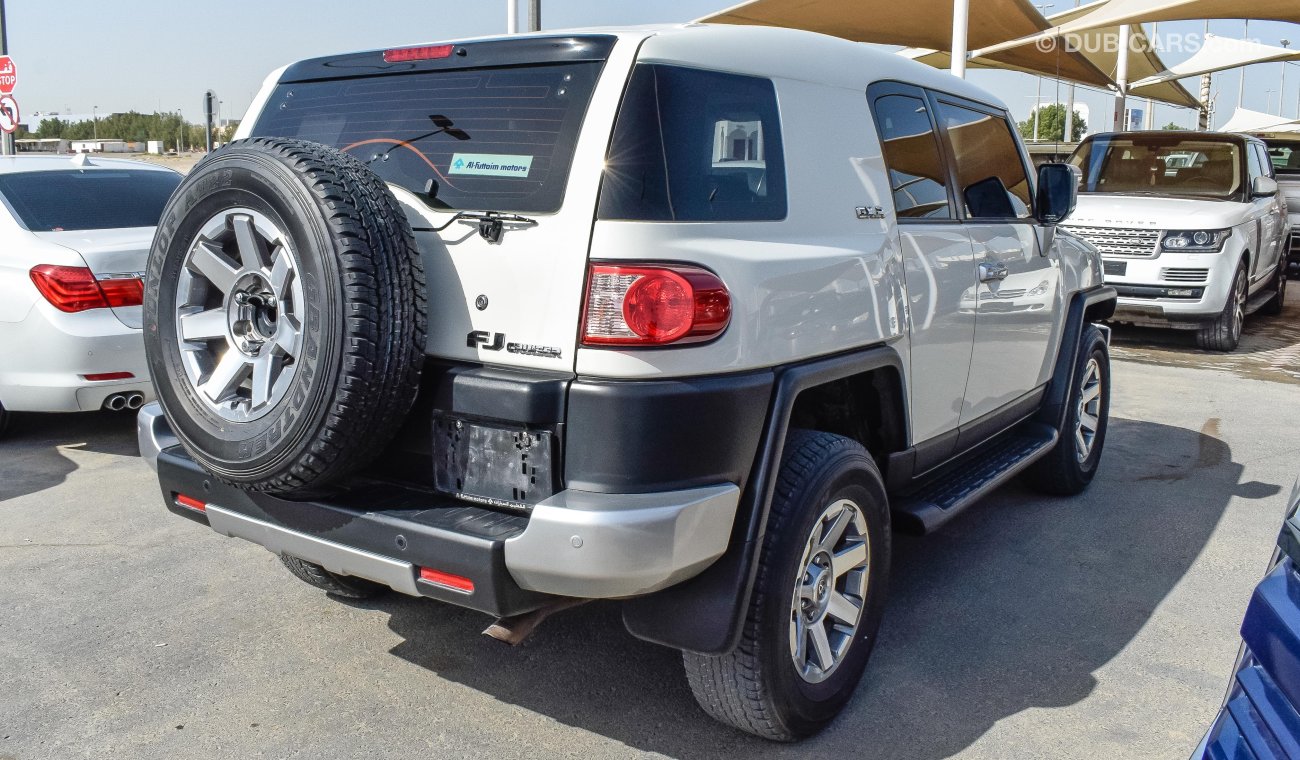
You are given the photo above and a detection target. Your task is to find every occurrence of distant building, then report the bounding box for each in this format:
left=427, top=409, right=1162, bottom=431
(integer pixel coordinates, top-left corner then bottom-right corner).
left=16, top=138, right=70, bottom=154
left=70, top=139, right=146, bottom=154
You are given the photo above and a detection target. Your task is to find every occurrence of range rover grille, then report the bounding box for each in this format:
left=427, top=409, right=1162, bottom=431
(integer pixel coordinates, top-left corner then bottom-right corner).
left=1060, top=225, right=1160, bottom=257
left=1161, top=268, right=1210, bottom=283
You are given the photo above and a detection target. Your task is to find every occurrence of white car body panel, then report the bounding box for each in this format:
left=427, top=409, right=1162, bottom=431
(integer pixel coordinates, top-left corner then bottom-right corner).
left=0, top=156, right=179, bottom=412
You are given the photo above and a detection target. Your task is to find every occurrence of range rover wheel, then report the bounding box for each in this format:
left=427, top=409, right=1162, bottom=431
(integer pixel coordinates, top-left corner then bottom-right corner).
left=1024, top=324, right=1110, bottom=496
left=683, top=430, right=890, bottom=741
left=1196, top=263, right=1247, bottom=352
left=143, top=138, right=427, bottom=495
left=1260, top=258, right=1287, bottom=317
left=280, top=555, right=387, bottom=599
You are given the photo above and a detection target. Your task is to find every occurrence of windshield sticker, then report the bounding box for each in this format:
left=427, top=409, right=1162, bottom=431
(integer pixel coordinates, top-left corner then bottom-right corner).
left=449, top=153, right=534, bottom=178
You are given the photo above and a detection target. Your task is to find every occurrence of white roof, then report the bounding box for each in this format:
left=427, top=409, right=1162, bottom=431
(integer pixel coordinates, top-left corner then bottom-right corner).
left=1132, top=34, right=1300, bottom=90
left=0, top=154, right=177, bottom=175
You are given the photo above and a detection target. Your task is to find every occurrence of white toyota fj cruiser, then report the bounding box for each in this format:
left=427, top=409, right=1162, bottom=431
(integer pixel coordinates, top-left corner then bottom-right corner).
left=138, top=25, right=1116, bottom=740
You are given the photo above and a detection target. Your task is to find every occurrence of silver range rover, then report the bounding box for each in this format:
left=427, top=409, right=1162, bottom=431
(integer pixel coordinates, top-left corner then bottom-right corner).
left=1061, top=131, right=1291, bottom=352
left=1261, top=135, right=1300, bottom=269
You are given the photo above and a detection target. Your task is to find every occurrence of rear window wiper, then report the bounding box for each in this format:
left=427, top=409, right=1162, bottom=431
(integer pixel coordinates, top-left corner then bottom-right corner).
left=431, top=210, right=538, bottom=243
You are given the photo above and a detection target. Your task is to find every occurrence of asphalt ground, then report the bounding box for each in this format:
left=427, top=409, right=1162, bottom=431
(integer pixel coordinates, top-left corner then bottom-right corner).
left=3, top=293, right=1299, bottom=760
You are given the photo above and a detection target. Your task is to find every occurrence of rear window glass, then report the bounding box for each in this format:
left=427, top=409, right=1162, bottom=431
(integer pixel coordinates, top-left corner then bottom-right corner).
left=598, top=64, right=787, bottom=222
left=251, top=63, right=604, bottom=214
left=1265, top=139, right=1300, bottom=175
left=0, top=170, right=180, bottom=231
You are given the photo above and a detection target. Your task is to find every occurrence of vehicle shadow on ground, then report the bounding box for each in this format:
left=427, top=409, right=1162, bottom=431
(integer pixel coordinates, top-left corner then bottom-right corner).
left=358, top=417, right=1272, bottom=759
left=0, top=411, right=139, bottom=502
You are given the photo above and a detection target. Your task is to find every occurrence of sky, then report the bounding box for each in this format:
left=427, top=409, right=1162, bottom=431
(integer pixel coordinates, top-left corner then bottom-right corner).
left=8, top=0, right=1300, bottom=134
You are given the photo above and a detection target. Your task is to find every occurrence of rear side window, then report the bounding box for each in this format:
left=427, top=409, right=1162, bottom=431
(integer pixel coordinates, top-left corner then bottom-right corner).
left=934, top=101, right=1033, bottom=219
left=0, top=170, right=181, bottom=231
left=252, top=62, right=604, bottom=214
left=598, top=64, right=787, bottom=222
left=872, top=94, right=952, bottom=220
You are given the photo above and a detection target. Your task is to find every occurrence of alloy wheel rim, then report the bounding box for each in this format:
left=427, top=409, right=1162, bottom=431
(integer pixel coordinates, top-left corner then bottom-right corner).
left=789, top=499, right=870, bottom=684
left=1074, top=357, right=1102, bottom=462
left=174, top=208, right=305, bottom=423
left=1232, top=272, right=1245, bottom=342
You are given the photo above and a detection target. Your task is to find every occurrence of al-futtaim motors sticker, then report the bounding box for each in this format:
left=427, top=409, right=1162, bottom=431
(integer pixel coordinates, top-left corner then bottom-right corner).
left=449, top=153, right=533, bottom=178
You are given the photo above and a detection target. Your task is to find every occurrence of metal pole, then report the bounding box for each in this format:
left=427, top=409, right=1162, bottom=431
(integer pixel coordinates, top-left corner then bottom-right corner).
left=1281, top=41, right=1292, bottom=117
left=1200, top=20, right=1213, bottom=130
left=950, top=0, right=970, bottom=78
left=1033, top=78, right=1042, bottom=141
left=1144, top=23, right=1157, bottom=129
left=1237, top=20, right=1249, bottom=111
left=507, top=0, right=518, bottom=33
left=527, top=0, right=540, bottom=32
left=1062, top=0, right=1079, bottom=144
left=1113, top=24, right=1130, bottom=131
left=0, top=0, right=12, bottom=155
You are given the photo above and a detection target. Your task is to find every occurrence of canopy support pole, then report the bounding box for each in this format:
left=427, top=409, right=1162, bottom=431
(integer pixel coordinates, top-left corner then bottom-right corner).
left=507, top=0, right=517, bottom=33
left=950, top=0, right=969, bottom=78
left=1113, top=24, right=1130, bottom=130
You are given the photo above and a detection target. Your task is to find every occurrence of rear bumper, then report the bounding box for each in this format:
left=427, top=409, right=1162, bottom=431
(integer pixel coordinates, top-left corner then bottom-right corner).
left=0, top=304, right=152, bottom=412
left=139, top=404, right=740, bottom=608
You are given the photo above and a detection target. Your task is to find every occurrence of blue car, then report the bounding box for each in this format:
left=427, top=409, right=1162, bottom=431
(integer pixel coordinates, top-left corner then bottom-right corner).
left=1196, top=479, right=1300, bottom=759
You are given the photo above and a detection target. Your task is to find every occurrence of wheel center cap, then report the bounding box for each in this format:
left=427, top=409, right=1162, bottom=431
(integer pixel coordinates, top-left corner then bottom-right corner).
left=228, top=273, right=278, bottom=355
left=807, top=558, right=832, bottom=620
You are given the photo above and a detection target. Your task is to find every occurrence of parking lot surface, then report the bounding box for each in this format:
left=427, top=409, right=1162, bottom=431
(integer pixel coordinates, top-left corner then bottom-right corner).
left=3, top=295, right=1299, bottom=760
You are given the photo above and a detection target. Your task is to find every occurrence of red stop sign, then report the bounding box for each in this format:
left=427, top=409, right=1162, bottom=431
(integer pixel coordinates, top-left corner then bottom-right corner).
left=0, top=57, right=16, bottom=95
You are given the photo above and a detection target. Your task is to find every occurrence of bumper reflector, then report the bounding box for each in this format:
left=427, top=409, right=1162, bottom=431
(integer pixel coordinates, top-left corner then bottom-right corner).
left=174, top=494, right=206, bottom=513
left=418, top=566, right=475, bottom=594
left=83, top=371, right=135, bottom=381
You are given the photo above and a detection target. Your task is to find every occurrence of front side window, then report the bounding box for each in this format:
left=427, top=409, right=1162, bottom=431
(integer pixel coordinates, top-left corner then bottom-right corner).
left=1069, top=135, right=1244, bottom=200
left=252, top=62, right=604, bottom=214
left=872, top=94, right=952, bottom=220
left=934, top=101, right=1033, bottom=220
left=0, top=170, right=181, bottom=231
left=1247, top=143, right=1269, bottom=180
left=598, top=64, right=786, bottom=222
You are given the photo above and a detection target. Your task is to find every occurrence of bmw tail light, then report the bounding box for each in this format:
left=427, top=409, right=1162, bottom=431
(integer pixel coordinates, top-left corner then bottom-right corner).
left=582, top=263, right=730, bottom=346
left=29, top=265, right=143, bottom=313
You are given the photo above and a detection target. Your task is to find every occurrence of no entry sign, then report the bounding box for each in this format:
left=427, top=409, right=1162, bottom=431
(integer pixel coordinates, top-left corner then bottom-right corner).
left=0, top=57, right=16, bottom=95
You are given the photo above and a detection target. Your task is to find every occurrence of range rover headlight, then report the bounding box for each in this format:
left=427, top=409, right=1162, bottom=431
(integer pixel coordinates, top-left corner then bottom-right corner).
left=1161, top=229, right=1230, bottom=253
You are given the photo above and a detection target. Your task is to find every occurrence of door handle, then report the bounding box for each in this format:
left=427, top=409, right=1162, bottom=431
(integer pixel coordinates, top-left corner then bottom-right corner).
left=978, top=261, right=1010, bottom=283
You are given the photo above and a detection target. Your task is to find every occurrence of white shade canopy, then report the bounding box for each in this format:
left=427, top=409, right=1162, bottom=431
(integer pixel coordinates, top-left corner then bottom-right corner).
left=973, top=0, right=1300, bottom=59
left=1219, top=107, right=1300, bottom=133
left=699, top=0, right=1117, bottom=88
left=1131, top=34, right=1300, bottom=90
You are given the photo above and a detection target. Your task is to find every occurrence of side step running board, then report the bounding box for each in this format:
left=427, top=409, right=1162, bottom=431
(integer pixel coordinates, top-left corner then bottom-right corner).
left=891, top=422, right=1059, bottom=535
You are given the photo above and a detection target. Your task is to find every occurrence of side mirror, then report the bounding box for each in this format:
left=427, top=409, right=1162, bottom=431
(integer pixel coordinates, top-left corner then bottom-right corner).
left=1036, top=163, right=1080, bottom=225
left=1252, top=176, right=1279, bottom=197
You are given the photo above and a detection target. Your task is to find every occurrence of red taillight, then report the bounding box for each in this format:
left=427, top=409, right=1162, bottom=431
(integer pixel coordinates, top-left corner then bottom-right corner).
left=82, top=372, right=135, bottom=381
left=29, top=265, right=143, bottom=313
left=98, top=277, right=145, bottom=308
left=418, top=566, right=475, bottom=594
left=174, top=494, right=206, bottom=513
left=582, top=264, right=731, bottom=346
left=383, top=44, right=455, bottom=62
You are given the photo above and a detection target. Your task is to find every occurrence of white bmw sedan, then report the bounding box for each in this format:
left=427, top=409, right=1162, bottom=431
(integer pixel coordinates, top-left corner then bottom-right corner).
left=0, top=154, right=182, bottom=436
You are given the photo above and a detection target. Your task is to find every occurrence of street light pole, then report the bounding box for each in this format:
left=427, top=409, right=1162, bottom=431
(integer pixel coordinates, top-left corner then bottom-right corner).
left=1281, top=40, right=1292, bottom=117
left=92, top=105, right=98, bottom=140
left=0, top=0, right=12, bottom=155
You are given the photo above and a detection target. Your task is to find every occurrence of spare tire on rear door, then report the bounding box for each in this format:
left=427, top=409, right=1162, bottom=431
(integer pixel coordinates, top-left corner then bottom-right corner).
left=143, top=138, right=427, bottom=495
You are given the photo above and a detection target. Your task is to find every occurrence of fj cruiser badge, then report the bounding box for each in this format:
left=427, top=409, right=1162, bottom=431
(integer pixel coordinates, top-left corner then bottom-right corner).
left=467, top=330, right=562, bottom=359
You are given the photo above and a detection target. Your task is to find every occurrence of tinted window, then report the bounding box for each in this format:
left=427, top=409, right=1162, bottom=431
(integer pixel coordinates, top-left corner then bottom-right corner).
left=0, top=170, right=180, bottom=232
left=1264, top=139, right=1300, bottom=175
left=1069, top=134, right=1243, bottom=200
left=872, top=94, right=952, bottom=219
left=1247, top=143, right=1268, bottom=180
left=598, top=64, right=786, bottom=222
left=252, top=62, right=604, bottom=214
left=935, top=101, right=1033, bottom=219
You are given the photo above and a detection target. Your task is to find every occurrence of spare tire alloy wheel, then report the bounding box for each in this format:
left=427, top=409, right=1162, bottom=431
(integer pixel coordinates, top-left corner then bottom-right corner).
left=176, top=209, right=303, bottom=422
left=145, top=138, right=427, bottom=495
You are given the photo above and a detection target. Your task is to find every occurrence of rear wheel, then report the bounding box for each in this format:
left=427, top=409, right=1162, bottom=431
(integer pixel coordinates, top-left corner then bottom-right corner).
left=1260, top=258, right=1287, bottom=317
left=1196, top=263, right=1246, bottom=352
left=683, top=430, right=890, bottom=741
left=280, top=555, right=387, bottom=599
